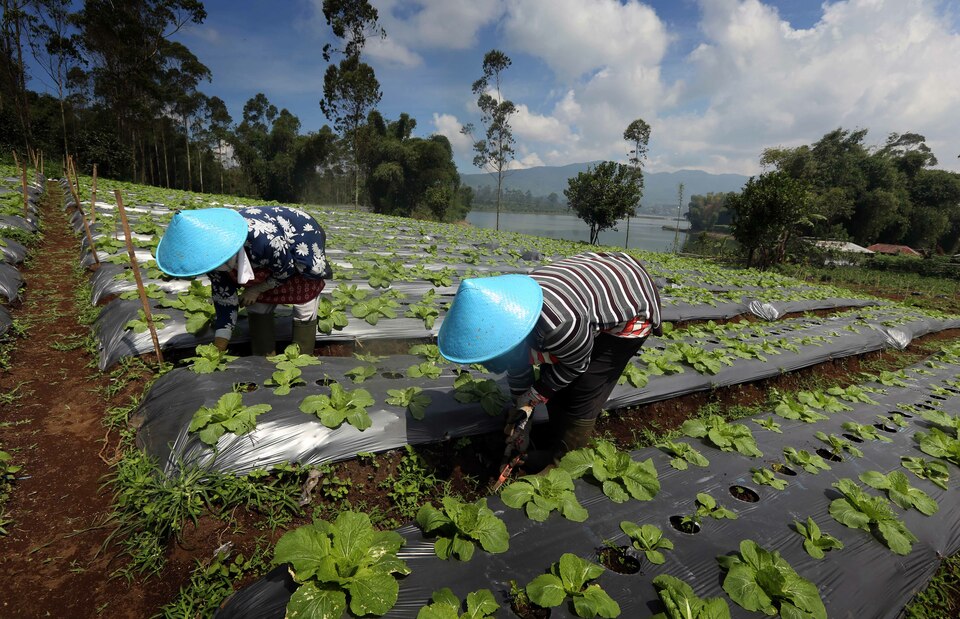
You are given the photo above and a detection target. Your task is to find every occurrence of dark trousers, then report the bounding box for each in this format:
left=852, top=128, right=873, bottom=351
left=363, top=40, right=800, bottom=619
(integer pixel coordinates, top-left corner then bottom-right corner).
left=546, top=333, right=647, bottom=423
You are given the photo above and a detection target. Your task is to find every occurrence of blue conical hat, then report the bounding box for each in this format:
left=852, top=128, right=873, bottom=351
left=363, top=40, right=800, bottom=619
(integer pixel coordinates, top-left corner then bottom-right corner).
left=155, top=208, right=248, bottom=277
left=439, top=274, right=543, bottom=364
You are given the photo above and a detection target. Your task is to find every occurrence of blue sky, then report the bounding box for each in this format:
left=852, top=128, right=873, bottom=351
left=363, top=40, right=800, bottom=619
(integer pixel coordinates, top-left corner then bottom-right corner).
left=29, top=1, right=960, bottom=175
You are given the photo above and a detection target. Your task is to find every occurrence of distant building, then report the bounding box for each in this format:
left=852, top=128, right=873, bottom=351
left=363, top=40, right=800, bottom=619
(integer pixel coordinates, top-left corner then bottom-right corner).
left=813, top=241, right=874, bottom=254
left=866, top=243, right=921, bottom=257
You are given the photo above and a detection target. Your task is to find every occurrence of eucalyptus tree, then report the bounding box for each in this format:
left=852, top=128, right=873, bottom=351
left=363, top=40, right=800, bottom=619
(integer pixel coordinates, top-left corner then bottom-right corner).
left=462, top=49, right=516, bottom=230
left=623, top=118, right=651, bottom=247
left=1, top=0, right=35, bottom=153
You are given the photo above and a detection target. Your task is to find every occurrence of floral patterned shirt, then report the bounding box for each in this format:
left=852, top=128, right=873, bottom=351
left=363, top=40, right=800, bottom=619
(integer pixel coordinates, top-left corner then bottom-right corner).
left=208, top=206, right=332, bottom=333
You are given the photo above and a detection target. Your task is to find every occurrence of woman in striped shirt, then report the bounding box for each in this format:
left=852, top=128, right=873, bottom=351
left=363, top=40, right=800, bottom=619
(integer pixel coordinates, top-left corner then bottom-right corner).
left=439, top=251, right=662, bottom=472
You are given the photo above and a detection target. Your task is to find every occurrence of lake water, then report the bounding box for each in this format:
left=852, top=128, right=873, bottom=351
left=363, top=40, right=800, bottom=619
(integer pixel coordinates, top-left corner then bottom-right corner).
left=466, top=211, right=688, bottom=254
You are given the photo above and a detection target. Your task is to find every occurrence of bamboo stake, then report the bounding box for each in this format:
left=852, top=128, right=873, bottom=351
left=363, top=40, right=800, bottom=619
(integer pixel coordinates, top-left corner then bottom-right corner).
left=114, top=190, right=164, bottom=365
left=11, top=150, right=19, bottom=171
left=91, top=164, right=98, bottom=224
left=67, top=155, right=82, bottom=208
left=19, top=157, right=29, bottom=219
left=65, top=157, right=100, bottom=266
left=39, top=150, right=43, bottom=177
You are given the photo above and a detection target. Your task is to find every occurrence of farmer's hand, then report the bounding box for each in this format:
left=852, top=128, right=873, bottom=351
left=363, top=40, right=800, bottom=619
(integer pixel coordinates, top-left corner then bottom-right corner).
left=240, top=287, right=261, bottom=307
left=504, top=405, right=535, bottom=454
left=213, top=337, right=229, bottom=352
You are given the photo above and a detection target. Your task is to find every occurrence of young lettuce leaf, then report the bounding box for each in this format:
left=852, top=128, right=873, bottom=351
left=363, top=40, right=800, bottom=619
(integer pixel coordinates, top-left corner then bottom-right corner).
left=299, top=383, right=375, bottom=430
left=188, top=392, right=271, bottom=446
left=416, top=588, right=499, bottom=619
left=560, top=441, right=660, bottom=503
left=526, top=553, right=620, bottom=619
left=415, top=497, right=509, bottom=561
left=650, top=574, right=731, bottom=619
left=501, top=468, right=588, bottom=522
left=273, top=511, right=410, bottom=619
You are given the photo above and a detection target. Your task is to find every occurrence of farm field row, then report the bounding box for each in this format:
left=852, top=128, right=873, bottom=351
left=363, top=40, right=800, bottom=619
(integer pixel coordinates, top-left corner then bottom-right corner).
left=0, top=171, right=958, bottom=618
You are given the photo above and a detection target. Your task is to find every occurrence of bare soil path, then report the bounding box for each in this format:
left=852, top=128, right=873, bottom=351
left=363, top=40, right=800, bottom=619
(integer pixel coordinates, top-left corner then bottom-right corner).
left=0, top=183, right=176, bottom=618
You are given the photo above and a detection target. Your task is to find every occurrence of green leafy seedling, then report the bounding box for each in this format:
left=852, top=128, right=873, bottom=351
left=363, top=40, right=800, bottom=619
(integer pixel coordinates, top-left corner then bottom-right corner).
left=650, top=574, right=731, bottom=619
left=656, top=440, right=709, bottom=471
left=501, top=468, right=588, bottom=522
left=900, top=456, right=949, bottom=490
left=859, top=470, right=938, bottom=516
left=793, top=517, right=843, bottom=559
left=619, top=521, right=673, bottom=565
left=525, top=553, right=620, bottom=619
left=695, top=493, right=737, bottom=520
left=416, top=497, right=509, bottom=561
left=559, top=441, right=660, bottom=504
left=416, top=588, right=499, bottom=619
left=189, top=392, right=272, bottom=446
left=184, top=343, right=237, bottom=374
left=385, top=386, right=431, bottom=420
left=300, top=384, right=375, bottom=430
left=751, top=467, right=787, bottom=490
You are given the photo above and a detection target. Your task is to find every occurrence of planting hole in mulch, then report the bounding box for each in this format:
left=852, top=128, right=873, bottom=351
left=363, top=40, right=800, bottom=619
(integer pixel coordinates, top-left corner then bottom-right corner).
left=930, top=394, right=948, bottom=401
left=916, top=402, right=938, bottom=411
left=893, top=410, right=913, bottom=418
left=510, top=598, right=551, bottom=619
left=232, top=382, right=258, bottom=392
left=729, top=485, right=760, bottom=502
left=596, top=545, right=641, bottom=574
left=843, top=433, right=864, bottom=443
left=669, top=515, right=702, bottom=535
left=875, top=422, right=897, bottom=433
left=770, top=462, right=798, bottom=476
left=381, top=372, right=404, bottom=379
left=315, top=378, right=338, bottom=387
left=817, top=448, right=844, bottom=463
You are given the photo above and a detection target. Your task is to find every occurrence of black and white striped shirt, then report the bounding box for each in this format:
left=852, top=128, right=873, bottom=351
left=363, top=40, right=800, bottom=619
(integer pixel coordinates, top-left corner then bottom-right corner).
left=508, top=251, right=662, bottom=405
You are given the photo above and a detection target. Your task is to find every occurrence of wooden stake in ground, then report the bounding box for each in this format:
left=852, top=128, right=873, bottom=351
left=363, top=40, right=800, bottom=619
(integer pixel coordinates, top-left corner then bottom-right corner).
left=90, top=164, right=98, bottom=224
left=65, top=157, right=100, bottom=266
left=114, top=189, right=164, bottom=365
left=19, top=156, right=29, bottom=219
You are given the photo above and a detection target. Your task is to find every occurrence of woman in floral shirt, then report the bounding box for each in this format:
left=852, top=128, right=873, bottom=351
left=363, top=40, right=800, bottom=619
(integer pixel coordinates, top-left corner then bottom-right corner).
left=156, top=206, right=332, bottom=355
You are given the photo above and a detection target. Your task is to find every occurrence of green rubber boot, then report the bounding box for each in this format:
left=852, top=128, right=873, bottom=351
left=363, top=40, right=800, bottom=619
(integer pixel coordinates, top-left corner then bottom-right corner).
left=522, top=416, right=597, bottom=475
left=247, top=312, right=276, bottom=356
left=291, top=318, right=318, bottom=356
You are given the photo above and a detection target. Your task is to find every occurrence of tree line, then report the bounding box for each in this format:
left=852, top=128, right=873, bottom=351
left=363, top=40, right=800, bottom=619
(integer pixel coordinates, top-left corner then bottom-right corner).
left=0, top=0, right=470, bottom=221
left=685, top=128, right=960, bottom=268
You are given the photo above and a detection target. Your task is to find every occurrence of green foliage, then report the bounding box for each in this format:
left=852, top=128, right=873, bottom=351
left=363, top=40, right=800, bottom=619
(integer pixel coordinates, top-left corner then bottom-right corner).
left=124, top=308, right=169, bottom=333
left=859, top=470, right=938, bottom=516
left=158, top=544, right=270, bottom=619
left=916, top=427, right=960, bottom=466
left=415, top=497, right=509, bottom=561
left=380, top=445, right=438, bottom=520
left=189, top=392, right=272, bottom=446
left=501, top=468, right=588, bottom=522
left=814, top=431, right=864, bottom=459
left=751, top=467, right=788, bottom=490
left=299, top=384, right=375, bottom=430
left=453, top=374, right=507, bottom=415
left=317, top=297, right=349, bottom=334
left=352, top=295, right=400, bottom=325
left=525, top=553, right=621, bottom=619
left=650, top=574, right=731, bottom=619
left=156, top=281, right=216, bottom=334
left=841, top=421, right=893, bottom=443
left=772, top=394, right=829, bottom=423
left=565, top=161, right=642, bottom=245
left=728, top=171, right=817, bottom=269
left=266, top=366, right=305, bottom=395
left=752, top=417, right=782, bottom=433
left=829, top=478, right=918, bottom=555
left=410, top=343, right=444, bottom=363
left=619, top=522, right=673, bottom=565
left=416, top=588, right=499, bottom=619
left=273, top=512, right=410, bottom=619
left=344, top=364, right=377, bottom=383
left=406, top=288, right=440, bottom=329
left=0, top=449, right=22, bottom=535
left=793, top=517, right=844, bottom=559
left=559, top=441, right=660, bottom=504
left=681, top=415, right=762, bottom=457
left=783, top=447, right=832, bottom=474
left=385, top=386, right=431, bottom=420
left=184, top=343, right=237, bottom=374
left=900, top=456, right=949, bottom=490
left=716, top=539, right=827, bottom=619
left=695, top=493, right=737, bottom=520
left=407, top=361, right=442, bottom=379
left=268, top=344, right=321, bottom=370
left=656, top=439, right=709, bottom=471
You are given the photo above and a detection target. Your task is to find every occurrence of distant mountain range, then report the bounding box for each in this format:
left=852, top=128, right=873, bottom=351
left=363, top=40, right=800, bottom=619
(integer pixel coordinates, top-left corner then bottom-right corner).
left=460, top=163, right=748, bottom=215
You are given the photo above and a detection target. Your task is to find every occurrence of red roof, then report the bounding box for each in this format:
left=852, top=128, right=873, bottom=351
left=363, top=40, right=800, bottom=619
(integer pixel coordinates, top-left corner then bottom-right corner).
left=866, top=244, right=921, bottom=256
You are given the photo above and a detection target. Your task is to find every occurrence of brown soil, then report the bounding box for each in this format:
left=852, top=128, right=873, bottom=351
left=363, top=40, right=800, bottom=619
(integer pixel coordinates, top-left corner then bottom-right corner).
left=1, top=182, right=959, bottom=617
left=0, top=184, right=178, bottom=618
left=596, top=545, right=641, bottom=574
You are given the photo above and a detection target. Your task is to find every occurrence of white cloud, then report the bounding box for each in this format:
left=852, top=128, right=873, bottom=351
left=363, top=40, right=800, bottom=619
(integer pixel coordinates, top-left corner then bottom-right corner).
left=512, top=103, right=575, bottom=144
left=668, top=0, right=960, bottom=173
left=365, top=36, right=423, bottom=68
left=432, top=112, right=472, bottom=152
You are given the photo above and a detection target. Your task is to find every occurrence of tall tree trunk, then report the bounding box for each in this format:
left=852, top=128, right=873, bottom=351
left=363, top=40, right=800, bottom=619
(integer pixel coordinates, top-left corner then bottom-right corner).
left=161, top=128, right=170, bottom=188
left=183, top=114, right=192, bottom=192
left=198, top=146, right=204, bottom=193
left=153, top=137, right=161, bottom=187
left=495, top=166, right=503, bottom=231
left=218, top=141, right=224, bottom=194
